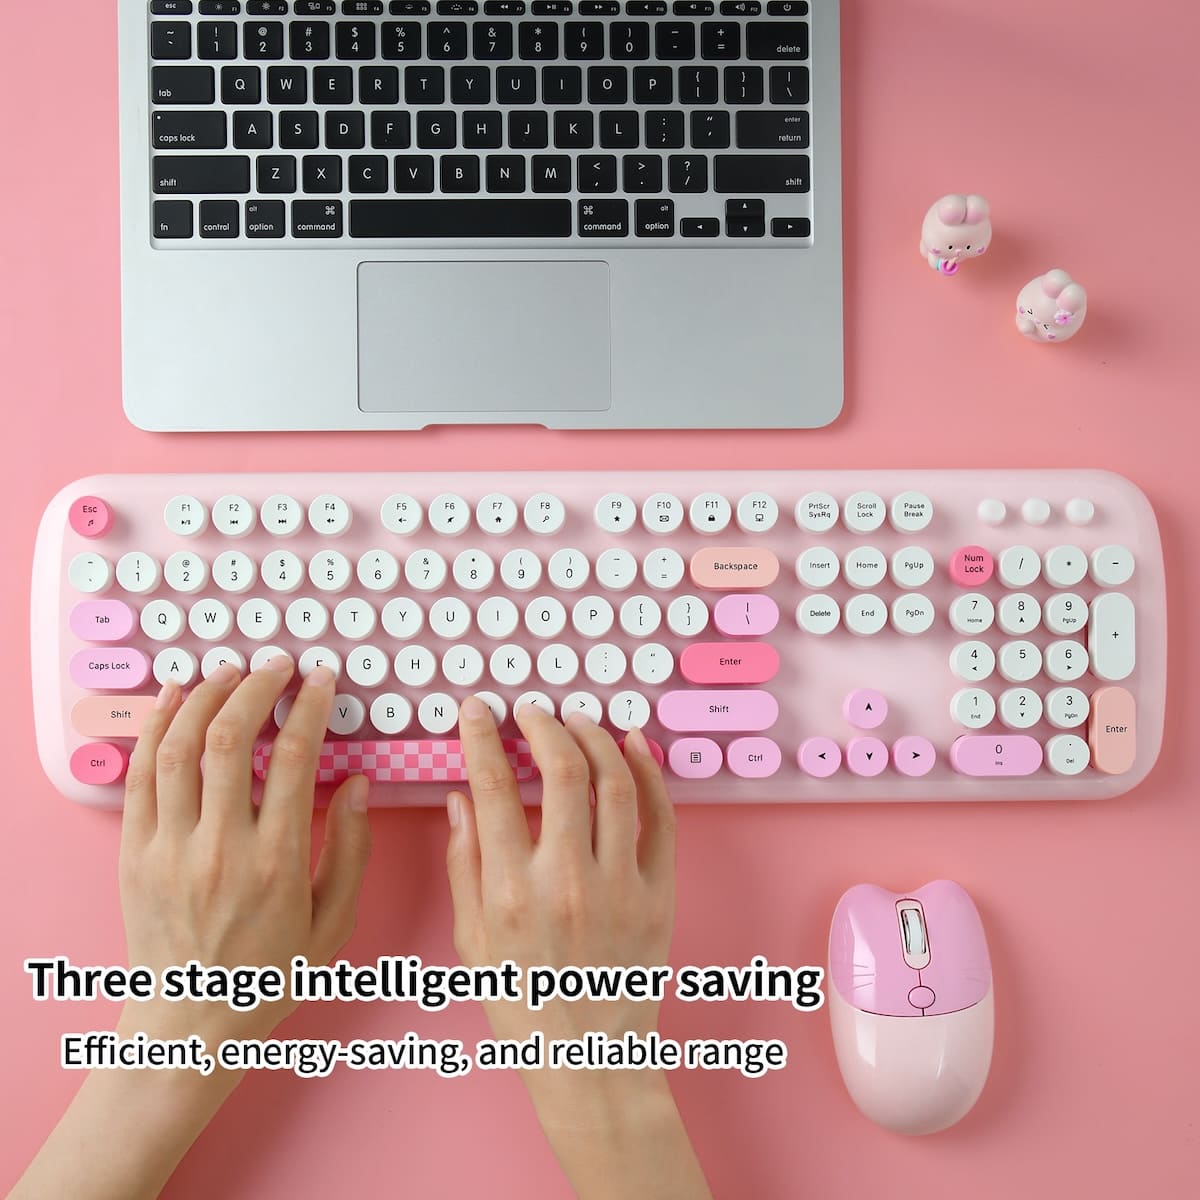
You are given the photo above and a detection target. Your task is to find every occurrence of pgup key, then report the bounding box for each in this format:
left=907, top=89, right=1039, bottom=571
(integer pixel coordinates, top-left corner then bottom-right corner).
left=1089, top=592, right=1135, bottom=681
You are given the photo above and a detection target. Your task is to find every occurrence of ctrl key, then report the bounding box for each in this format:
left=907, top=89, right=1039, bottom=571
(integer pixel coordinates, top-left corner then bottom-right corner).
left=70, top=743, right=129, bottom=787
left=153, top=200, right=194, bottom=239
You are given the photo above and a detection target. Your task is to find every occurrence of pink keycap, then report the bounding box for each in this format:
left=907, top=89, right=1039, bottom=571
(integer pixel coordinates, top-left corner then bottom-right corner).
left=843, top=688, right=888, bottom=730
left=727, top=737, right=781, bottom=779
left=69, top=742, right=128, bottom=785
left=69, top=496, right=113, bottom=539
left=68, top=647, right=152, bottom=691
left=689, top=547, right=780, bottom=590
left=680, top=642, right=780, bottom=685
left=846, top=736, right=889, bottom=777
left=667, top=738, right=723, bottom=779
left=618, top=735, right=665, bottom=767
left=892, top=736, right=936, bottom=777
left=657, top=690, right=779, bottom=732
left=253, top=739, right=537, bottom=784
left=69, top=600, right=135, bottom=643
left=713, top=594, right=780, bottom=637
left=798, top=737, right=842, bottom=777
left=950, top=735, right=1043, bottom=776
left=949, top=545, right=994, bottom=586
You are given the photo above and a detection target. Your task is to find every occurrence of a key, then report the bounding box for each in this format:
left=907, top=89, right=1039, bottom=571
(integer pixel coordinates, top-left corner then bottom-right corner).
left=544, top=66, right=583, bottom=103
left=360, top=66, right=400, bottom=105
left=148, top=197, right=192, bottom=237
left=199, top=199, right=239, bottom=237
left=292, top=199, right=344, bottom=237
left=417, top=111, right=456, bottom=148
left=680, top=66, right=719, bottom=103
left=258, top=155, right=298, bottom=193
left=405, top=66, right=445, bottom=104
left=554, top=111, right=594, bottom=148
left=441, top=155, right=481, bottom=192
left=280, top=112, right=319, bottom=148
left=465, top=111, right=504, bottom=148
left=532, top=155, right=571, bottom=192
left=633, top=66, right=673, bottom=103
left=691, top=111, right=730, bottom=147
left=222, top=65, right=262, bottom=103
left=599, top=111, right=639, bottom=148
left=657, top=690, right=778, bottom=732
left=383, top=21, right=422, bottom=58
left=350, top=199, right=571, bottom=237
left=327, top=111, right=366, bottom=148
left=303, top=155, right=343, bottom=193
left=313, top=66, right=354, bottom=103
left=509, top=111, right=548, bottom=146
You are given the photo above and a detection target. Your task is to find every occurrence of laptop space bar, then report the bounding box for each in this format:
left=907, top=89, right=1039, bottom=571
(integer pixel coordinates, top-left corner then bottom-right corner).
left=350, top=200, right=572, bottom=239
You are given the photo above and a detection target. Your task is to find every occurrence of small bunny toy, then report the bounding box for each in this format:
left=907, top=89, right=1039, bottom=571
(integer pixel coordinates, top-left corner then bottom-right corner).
left=1015, top=269, right=1088, bottom=343
left=920, top=194, right=992, bottom=275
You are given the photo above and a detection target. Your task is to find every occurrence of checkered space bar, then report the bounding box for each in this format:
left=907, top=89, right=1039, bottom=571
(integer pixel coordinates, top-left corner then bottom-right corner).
left=252, top=737, right=538, bottom=782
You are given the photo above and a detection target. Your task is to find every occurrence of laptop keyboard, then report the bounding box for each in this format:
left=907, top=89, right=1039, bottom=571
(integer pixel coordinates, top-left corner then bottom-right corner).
left=146, top=0, right=816, bottom=244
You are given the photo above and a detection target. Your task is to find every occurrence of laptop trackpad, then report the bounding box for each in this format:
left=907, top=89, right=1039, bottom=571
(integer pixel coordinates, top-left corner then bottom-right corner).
left=357, top=260, right=611, bottom=415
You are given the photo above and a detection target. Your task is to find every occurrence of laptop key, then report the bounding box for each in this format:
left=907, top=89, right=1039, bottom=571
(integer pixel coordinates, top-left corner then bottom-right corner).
left=633, top=66, right=672, bottom=103
left=349, top=155, right=390, bottom=191
left=701, top=21, right=740, bottom=58
left=441, top=155, right=482, bottom=192
left=360, top=66, right=401, bottom=103
left=314, top=67, right=354, bottom=103
left=519, top=22, right=559, bottom=59
left=509, top=111, right=548, bottom=147
left=152, top=111, right=227, bottom=150
left=199, top=199, right=240, bottom=238
left=233, top=111, right=273, bottom=148
left=554, top=111, right=593, bottom=148
left=197, top=21, right=239, bottom=59
left=714, top=154, right=809, bottom=193
left=771, top=217, right=810, bottom=237
left=690, top=110, right=730, bottom=148
left=668, top=154, right=707, bottom=192
left=679, top=67, right=718, bottom=104
left=769, top=65, right=808, bottom=103
left=405, top=67, right=446, bottom=103
left=564, top=21, right=605, bottom=59
left=724, top=66, right=763, bottom=103
left=610, top=22, right=650, bottom=60
left=258, top=155, right=298, bottom=192
left=245, top=200, right=287, bottom=238
left=645, top=111, right=685, bottom=149
left=655, top=23, right=696, bottom=59
left=371, top=111, right=412, bottom=147
left=152, top=200, right=194, bottom=238
left=680, top=216, right=719, bottom=236
left=544, top=66, right=583, bottom=103
left=578, top=155, right=617, bottom=192
left=151, top=22, right=192, bottom=60
left=152, top=155, right=251, bottom=194
left=635, top=198, right=674, bottom=237
left=622, top=155, right=663, bottom=193
left=336, top=21, right=377, bottom=58
left=736, top=109, right=809, bottom=148
left=599, top=110, right=638, bottom=148
left=326, top=111, right=366, bottom=147
left=395, top=155, right=436, bottom=191
left=290, top=22, right=332, bottom=59
left=451, top=66, right=492, bottom=104
left=532, top=155, right=572, bottom=192
left=746, top=21, right=809, bottom=59
left=222, top=66, right=262, bottom=104
left=152, top=66, right=216, bottom=104
left=292, top=199, right=344, bottom=237
left=382, top=22, right=422, bottom=58
left=588, top=66, right=628, bottom=104
left=417, top=111, right=457, bottom=148
left=280, top=111, right=320, bottom=148
left=349, top=199, right=572, bottom=237
left=244, top=22, right=285, bottom=59
left=428, top=22, right=468, bottom=59
left=497, top=67, right=537, bottom=103
left=579, top=199, right=629, bottom=236
left=268, top=65, right=308, bottom=103
left=486, top=154, right=526, bottom=192
left=464, top=111, right=504, bottom=148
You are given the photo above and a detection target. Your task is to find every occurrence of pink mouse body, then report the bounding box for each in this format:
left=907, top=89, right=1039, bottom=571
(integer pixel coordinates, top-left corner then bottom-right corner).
left=828, top=880, right=994, bottom=1135
left=1016, top=268, right=1087, bottom=342
left=919, top=194, right=991, bottom=275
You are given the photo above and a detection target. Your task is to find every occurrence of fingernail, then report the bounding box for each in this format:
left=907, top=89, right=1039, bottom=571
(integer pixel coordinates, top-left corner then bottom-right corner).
left=303, top=665, right=336, bottom=689
left=565, top=710, right=596, bottom=727
left=347, top=776, right=369, bottom=813
left=211, top=663, right=241, bottom=685
left=154, top=680, right=180, bottom=711
left=447, top=791, right=462, bottom=828
left=459, top=696, right=490, bottom=723
left=259, top=653, right=294, bottom=674
left=624, top=726, right=650, bottom=758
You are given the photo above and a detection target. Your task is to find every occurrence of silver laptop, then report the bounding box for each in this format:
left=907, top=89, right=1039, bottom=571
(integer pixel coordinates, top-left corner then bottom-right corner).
left=119, top=0, right=842, bottom=431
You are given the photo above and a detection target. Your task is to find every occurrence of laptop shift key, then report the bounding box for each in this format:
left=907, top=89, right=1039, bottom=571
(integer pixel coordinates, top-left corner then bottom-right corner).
left=152, top=155, right=251, bottom=194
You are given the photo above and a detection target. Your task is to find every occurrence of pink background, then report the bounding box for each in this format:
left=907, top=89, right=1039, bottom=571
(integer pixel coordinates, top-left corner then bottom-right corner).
left=2, top=0, right=1197, bottom=1195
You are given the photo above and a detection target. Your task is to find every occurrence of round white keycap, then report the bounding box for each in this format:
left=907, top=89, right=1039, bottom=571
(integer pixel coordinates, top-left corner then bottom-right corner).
left=1046, top=734, right=1090, bottom=776
left=370, top=693, right=413, bottom=735
left=473, top=692, right=508, bottom=725
left=632, top=643, right=674, bottom=685
left=796, top=491, right=839, bottom=534
left=949, top=593, right=995, bottom=636
left=514, top=690, right=555, bottom=717
left=261, top=551, right=304, bottom=594
left=951, top=687, right=996, bottom=729
left=642, top=548, right=685, bottom=590
left=689, top=492, right=732, bottom=533
left=1043, top=545, right=1088, bottom=589
left=453, top=549, right=495, bottom=592
left=394, top=646, right=436, bottom=687
left=998, top=545, right=1041, bottom=588
left=500, top=549, right=542, bottom=591
left=977, top=498, right=1007, bottom=526
left=116, top=552, right=161, bottom=595
left=844, top=594, right=887, bottom=636
left=1045, top=639, right=1088, bottom=683
left=597, top=548, right=638, bottom=591
left=797, top=594, right=841, bottom=636
left=212, top=495, right=256, bottom=537
left=595, top=493, right=636, bottom=533
left=249, top=646, right=289, bottom=673
left=609, top=691, right=651, bottom=732
left=358, top=550, right=400, bottom=592
left=572, top=596, right=614, bottom=638
left=642, top=492, right=684, bottom=533
left=890, top=546, right=935, bottom=589
left=999, top=687, right=1043, bottom=729
left=537, top=643, right=579, bottom=685
left=950, top=640, right=995, bottom=682
left=202, top=647, right=246, bottom=678
left=585, top=643, right=627, bottom=684
left=667, top=595, right=708, bottom=637
left=328, top=694, right=366, bottom=736
left=561, top=692, right=602, bottom=723
left=286, top=598, right=330, bottom=640
left=346, top=646, right=388, bottom=688
left=1045, top=686, right=1089, bottom=729
left=998, top=640, right=1042, bottom=683
left=998, top=592, right=1041, bottom=635
left=419, top=693, right=459, bottom=734
left=620, top=595, right=662, bottom=637
left=154, top=648, right=198, bottom=686
left=381, top=597, right=424, bottom=640
left=477, top=596, right=519, bottom=639
left=477, top=493, right=517, bottom=535
left=429, top=597, right=472, bottom=640
left=890, top=491, right=933, bottom=532
left=891, top=593, right=935, bottom=636
left=524, top=493, right=565, bottom=535
left=1044, top=592, right=1088, bottom=635
left=274, top=695, right=295, bottom=727
left=405, top=549, right=447, bottom=591
left=189, top=598, right=233, bottom=641
left=237, top=598, right=282, bottom=641
left=797, top=546, right=840, bottom=589
left=260, top=495, right=303, bottom=537
left=68, top=553, right=112, bottom=594
left=381, top=494, right=423, bottom=535
left=1021, top=497, right=1051, bottom=526
left=737, top=492, right=779, bottom=533
left=1090, top=545, right=1134, bottom=587
left=141, top=600, right=185, bottom=642
left=309, top=550, right=352, bottom=592
left=213, top=550, right=257, bottom=594
left=333, top=597, right=377, bottom=640
left=1065, top=498, right=1095, bottom=526
left=548, top=548, right=589, bottom=591
left=525, top=596, right=567, bottom=638
left=843, top=546, right=887, bottom=589
left=429, top=494, right=470, bottom=536
left=443, top=644, right=485, bottom=686
left=490, top=644, right=532, bottom=686
left=164, top=551, right=208, bottom=595
left=164, top=495, right=209, bottom=537
left=843, top=491, right=886, bottom=534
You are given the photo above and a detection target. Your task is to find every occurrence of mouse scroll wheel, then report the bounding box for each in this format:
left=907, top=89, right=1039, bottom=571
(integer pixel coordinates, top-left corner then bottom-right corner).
left=900, top=907, right=928, bottom=958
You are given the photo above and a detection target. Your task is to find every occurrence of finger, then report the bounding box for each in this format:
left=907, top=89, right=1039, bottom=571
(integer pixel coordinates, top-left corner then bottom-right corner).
left=200, top=655, right=296, bottom=828
left=458, top=695, right=531, bottom=877
left=445, top=790, right=485, bottom=967
left=565, top=714, right=638, bottom=873
left=122, top=680, right=182, bottom=844
left=155, top=663, right=243, bottom=835
left=515, top=703, right=592, bottom=856
left=310, top=776, right=372, bottom=962
left=259, top=665, right=337, bottom=850
left=624, top=727, right=677, bottom=884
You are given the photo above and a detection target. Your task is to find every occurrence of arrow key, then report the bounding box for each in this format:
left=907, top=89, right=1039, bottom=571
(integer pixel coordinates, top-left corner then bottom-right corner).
left=771, top=216, right=811, bottom=237
left=892, top=735, right=936, bottom=778
left=843, top=687, right=887, bottom=730
left=846, top=735, right=888, bottom=778
left=798, top=736, right=841, bottom=778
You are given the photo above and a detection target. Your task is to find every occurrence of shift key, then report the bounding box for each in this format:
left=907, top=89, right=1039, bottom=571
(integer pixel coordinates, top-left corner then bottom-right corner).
left=72, top=695, right=157, bottom=739
left=153, top=155, right=251, bottom=194
left=657, top=689, right=779, bottom=732
left=715, top=155, right=810, bottom=194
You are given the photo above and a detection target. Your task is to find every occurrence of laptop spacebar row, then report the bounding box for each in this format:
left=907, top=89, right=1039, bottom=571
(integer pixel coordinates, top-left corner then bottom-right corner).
left=350, top=200, right=572, bottom=239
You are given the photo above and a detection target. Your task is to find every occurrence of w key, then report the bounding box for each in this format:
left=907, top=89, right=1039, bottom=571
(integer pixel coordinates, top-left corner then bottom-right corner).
left=152, top=111, right=228, bottom=150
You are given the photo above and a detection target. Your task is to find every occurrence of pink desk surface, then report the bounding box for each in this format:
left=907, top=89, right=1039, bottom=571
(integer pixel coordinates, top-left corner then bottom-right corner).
left=2, top=1, right=1197, bottom=1196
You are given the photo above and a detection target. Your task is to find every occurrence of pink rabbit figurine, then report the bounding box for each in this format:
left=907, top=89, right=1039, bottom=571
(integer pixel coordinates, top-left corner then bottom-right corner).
left=1015, top=269, right=1087, bottom=343
left=920, top=194, right=992, bottom=276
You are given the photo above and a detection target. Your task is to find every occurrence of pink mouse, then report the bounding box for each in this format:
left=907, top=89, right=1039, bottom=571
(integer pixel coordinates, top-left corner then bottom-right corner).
left=828, top=880, right=994, bottom=1135
left=919, top=194, right=992, bottom=275
left=1016, top=269, right=1087, bottom=343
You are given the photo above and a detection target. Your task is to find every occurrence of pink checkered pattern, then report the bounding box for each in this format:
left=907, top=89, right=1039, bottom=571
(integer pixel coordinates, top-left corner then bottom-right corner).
left=253, top=739, right=537, bottom=784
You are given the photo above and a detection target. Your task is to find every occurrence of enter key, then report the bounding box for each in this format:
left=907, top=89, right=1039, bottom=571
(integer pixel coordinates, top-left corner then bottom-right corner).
left=1088, top=686, right=1136, bottom=775
left=680, top=642, right=780, bottom=685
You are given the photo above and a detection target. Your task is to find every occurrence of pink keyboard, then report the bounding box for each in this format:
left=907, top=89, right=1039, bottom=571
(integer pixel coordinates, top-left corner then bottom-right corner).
left=33, top=471, right=1165, bottom=808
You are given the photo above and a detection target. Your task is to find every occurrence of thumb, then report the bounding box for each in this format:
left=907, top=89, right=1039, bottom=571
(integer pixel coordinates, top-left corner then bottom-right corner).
left=311, top=776, right=372, bottom=961
left=445, top=791, right=484, bottom=966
